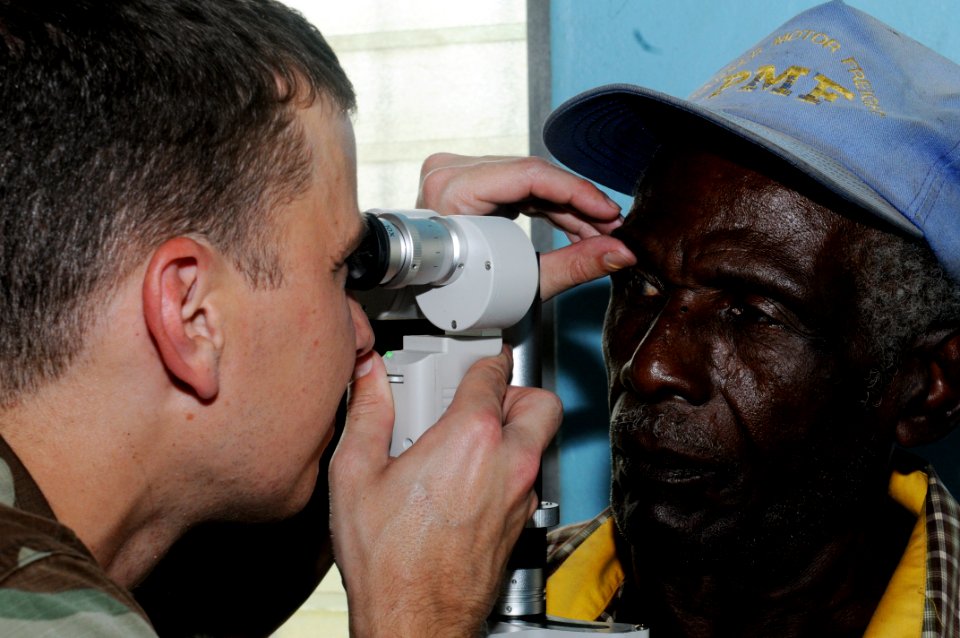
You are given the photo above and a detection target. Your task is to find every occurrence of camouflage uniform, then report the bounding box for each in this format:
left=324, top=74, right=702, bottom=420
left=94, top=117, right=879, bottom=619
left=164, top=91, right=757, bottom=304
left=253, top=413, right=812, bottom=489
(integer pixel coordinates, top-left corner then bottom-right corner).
left=0, top=436, right=155, bottom=635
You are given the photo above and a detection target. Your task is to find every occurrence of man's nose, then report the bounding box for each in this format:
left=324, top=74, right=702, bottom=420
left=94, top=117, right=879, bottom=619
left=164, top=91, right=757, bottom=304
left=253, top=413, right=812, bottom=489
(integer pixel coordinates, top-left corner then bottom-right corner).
left=348, top=294, right=375, bottom=357
left=620, top=298, right=711, bottom=405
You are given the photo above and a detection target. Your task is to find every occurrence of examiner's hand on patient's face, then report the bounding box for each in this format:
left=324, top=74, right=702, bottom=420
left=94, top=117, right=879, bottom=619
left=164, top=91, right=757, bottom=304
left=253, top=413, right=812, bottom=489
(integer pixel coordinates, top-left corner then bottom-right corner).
left=329, top=348, right=561, bottom=637
left=326, top=153, right=623, bottom=636
left=416, top=153, right=636, bottom=300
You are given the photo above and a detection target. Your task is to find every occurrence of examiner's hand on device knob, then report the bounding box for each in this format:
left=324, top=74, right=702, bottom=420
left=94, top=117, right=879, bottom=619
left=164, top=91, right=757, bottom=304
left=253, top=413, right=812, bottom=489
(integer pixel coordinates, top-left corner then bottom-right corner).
left=330, top=348, right=561, bottom=637
left=416, top=153, right=636, bottom=300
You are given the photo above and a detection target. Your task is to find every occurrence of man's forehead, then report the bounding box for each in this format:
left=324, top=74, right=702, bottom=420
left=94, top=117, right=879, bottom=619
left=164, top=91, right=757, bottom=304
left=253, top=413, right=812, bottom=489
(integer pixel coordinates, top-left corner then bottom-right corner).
left=623, top=145, right=862, bottom=277
left=631, top=145, right=847, bottom=233
left=294, top=101, right=362, bottom=256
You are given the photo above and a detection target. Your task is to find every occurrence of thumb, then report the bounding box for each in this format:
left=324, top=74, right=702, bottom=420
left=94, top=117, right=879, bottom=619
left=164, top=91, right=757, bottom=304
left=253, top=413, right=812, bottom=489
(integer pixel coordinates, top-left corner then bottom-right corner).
left=539, top=235, right=635, bottom=301
left=334, top=352, right=395, bottom=479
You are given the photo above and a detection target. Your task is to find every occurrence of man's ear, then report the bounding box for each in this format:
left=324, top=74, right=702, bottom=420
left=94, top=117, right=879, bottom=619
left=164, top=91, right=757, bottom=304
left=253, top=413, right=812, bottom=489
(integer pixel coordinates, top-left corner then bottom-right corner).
left=896, top=329, right=960, bottom=447
left=142, top=237, right=224, bottom=401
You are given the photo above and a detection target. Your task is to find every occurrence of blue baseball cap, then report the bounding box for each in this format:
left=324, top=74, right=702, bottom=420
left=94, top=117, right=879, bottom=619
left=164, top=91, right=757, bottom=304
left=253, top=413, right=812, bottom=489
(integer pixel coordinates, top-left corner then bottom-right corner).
left=544, top=0, right=960, bottom=279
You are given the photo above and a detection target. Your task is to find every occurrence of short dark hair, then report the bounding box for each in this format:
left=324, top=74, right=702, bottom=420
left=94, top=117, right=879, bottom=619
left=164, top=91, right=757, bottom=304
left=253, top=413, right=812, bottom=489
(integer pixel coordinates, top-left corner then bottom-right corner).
left=853, top=228, right=960, bottom=399
left=0, top=0, right=355, bottom=405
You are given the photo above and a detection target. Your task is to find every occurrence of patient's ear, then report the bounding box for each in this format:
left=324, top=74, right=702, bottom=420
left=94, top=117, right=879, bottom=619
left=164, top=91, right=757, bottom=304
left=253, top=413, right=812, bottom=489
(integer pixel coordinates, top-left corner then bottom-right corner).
left=142, top=237, right=224, bottom=401
left=896, top=329, right=960, bottom=447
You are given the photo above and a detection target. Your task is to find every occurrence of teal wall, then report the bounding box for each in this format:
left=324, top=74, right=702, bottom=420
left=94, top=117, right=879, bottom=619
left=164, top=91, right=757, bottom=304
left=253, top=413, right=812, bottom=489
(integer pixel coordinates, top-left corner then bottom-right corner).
left=549, top=0, right=960, bottom=524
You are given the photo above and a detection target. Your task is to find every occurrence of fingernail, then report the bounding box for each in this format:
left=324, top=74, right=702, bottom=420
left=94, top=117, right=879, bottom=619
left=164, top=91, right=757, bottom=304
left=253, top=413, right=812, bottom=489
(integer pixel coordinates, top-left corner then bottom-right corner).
left=603, top=251, right=633, bottom=271
left=353, top=353, right=374, bottom=380
left=603, top=193, right=621, bottom=212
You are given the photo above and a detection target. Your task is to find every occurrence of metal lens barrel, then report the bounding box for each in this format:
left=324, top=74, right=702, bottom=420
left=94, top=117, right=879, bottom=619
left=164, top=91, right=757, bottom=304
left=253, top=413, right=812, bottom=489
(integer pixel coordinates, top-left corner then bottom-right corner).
left=346, top=211, right=463, bottom=291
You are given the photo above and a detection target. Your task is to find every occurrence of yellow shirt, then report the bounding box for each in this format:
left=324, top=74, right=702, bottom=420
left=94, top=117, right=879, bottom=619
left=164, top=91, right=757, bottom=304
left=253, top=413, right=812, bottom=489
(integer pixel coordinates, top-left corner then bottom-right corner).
left=547, top=470, right=930, bottom=636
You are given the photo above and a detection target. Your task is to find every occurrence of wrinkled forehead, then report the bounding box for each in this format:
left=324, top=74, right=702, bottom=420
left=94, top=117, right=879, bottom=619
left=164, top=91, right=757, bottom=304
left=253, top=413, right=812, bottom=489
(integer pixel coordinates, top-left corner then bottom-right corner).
left=624, top=144, right=866, bottom=278
left=628, top=144, right=845, bottom=233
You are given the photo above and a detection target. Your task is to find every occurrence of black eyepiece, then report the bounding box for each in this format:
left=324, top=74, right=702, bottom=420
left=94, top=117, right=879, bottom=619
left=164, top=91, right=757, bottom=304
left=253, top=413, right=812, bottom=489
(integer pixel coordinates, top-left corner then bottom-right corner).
left=346, top=213, right=390, bottom=290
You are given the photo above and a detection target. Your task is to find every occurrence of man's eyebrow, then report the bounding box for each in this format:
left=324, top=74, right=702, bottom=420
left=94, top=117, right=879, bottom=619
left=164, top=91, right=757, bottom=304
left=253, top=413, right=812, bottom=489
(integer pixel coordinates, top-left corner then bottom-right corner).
left=338, top=219, right=367, bottom=263
left=705, top=256, right=809, bottom=308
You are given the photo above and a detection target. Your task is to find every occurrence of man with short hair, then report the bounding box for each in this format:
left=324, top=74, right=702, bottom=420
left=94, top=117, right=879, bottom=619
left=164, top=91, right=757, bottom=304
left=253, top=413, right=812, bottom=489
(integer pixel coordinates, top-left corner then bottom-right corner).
left=531, top=1, right=960, bottom=635
left=0, top=1, right=629, bottom=635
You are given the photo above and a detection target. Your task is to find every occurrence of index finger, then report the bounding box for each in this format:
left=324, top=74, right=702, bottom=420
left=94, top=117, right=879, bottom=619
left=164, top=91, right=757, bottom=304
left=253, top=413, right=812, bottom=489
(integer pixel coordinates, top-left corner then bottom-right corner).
left=418, top=155, right=621, bottom=225
left=439, top=347, right=514, bottom=427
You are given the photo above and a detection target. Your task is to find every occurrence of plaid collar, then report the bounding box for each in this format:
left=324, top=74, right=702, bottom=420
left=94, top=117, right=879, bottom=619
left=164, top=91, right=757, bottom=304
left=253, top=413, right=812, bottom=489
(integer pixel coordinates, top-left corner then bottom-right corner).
left=925, top=469, right=960, bottom=637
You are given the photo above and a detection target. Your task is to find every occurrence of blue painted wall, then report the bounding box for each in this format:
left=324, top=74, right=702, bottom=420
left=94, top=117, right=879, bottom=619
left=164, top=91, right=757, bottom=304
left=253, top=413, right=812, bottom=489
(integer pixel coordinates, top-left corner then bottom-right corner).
left=549, top=0, right=960, bottom=524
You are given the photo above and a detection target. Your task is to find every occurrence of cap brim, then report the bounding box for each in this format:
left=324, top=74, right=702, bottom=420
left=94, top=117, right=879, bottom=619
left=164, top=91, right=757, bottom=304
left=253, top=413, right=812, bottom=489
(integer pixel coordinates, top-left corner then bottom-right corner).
left=543, top=84, right=921, bottom=238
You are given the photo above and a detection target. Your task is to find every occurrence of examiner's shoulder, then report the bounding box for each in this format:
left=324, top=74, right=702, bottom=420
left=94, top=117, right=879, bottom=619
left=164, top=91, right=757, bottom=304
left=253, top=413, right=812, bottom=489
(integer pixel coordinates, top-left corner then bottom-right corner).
left=0, top=500, right=156, bottom=636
